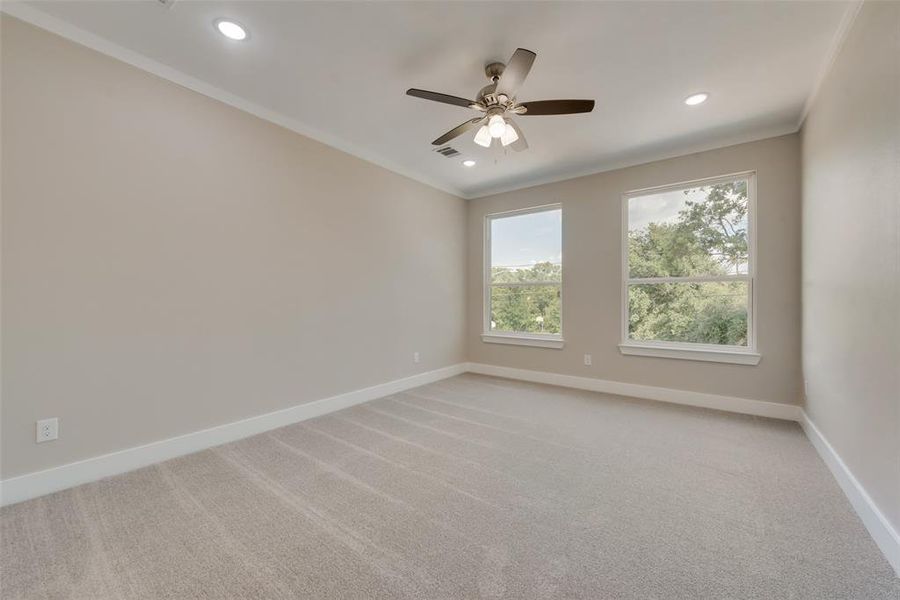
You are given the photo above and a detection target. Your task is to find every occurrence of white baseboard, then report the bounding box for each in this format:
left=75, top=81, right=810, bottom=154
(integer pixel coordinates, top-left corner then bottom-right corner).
left=465, top=363, right=899, bottom=574
left=5, top=360, right=896, bottom=578
left=800, top=410, right=900, bottom=576
left=0, top=363, right=467, bottom=507
left=465, top=362, right=801, bottom=421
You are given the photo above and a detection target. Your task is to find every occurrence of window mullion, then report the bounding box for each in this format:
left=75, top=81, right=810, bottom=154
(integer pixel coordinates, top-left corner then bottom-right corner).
left=489, top=281, right=561, bottom=288
left=485, top=205, right=562, bottom=339
left=627, top=275, right=750, bottom=285
left=622, top=173, right=755, bottom=351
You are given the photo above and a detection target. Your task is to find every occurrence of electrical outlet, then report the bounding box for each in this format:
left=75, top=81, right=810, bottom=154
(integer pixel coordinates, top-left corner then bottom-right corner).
left=36, top=418, right=59, bottom=443
left=413, top=352, right=420, bottom=364
left=584, top=354, right=592, bottom=366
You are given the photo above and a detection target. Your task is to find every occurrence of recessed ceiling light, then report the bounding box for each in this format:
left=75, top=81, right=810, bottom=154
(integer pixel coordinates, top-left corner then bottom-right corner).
left=215, top=19, right=248, bottom=41
left=684, top=93, right=708, bottom=106
left=462, top=160, right=476, bottom=167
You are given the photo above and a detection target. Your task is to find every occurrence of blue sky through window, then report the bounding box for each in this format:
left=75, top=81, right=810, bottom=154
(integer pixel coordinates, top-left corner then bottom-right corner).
left=628, top=186, right=749, bottom=233
left=628, top=182, right=750, bottom=275
left=491, top=209, right=561, bottom=270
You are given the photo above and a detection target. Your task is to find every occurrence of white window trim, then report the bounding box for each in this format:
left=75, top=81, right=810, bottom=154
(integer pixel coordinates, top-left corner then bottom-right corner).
left=620, top=171, right=758, bottom=365
left=482, top=333, right=565, bottom=349
left=618, top=342, right=760, bottom=365
left=484, top=204, right=564, bottom=347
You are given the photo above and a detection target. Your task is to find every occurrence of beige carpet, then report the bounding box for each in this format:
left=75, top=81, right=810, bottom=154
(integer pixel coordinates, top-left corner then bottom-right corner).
left=2, top=374, right=897, bottom=599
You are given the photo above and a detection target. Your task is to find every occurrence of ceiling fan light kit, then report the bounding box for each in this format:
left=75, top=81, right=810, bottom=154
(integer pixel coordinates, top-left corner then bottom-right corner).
left=500, top=123, right=519, bottom=147
left=488, top=115, right=507, bottom=138
left=474, top=125, right=492, bottom=148
left=406, top=48, right=595, bottom=153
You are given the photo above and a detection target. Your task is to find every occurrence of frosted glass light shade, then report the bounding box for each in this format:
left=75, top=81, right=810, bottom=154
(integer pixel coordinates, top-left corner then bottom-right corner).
left=500, top=124, right=519, bottom=146
left=488, top=115, right=507, bottom=138
left=474, top=125, right=492, bottom=147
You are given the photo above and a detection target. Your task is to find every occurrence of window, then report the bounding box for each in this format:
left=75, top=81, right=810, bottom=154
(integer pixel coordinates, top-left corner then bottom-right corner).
left=621, top=173, right=759, bottom=364
left=483, top=205, right=562, bottom=348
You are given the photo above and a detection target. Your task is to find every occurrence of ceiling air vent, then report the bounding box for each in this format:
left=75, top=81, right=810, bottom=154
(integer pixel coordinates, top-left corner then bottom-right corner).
left=434, top=146, right=460, bottom=158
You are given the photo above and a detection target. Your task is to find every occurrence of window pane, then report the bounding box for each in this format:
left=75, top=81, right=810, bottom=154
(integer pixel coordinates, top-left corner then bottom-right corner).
left=490, top=285, right=560, bottom=335
left=628, top=179, right=749, bottom=278
left=491, top=209, right=561, bottom=284
left=628, top=281, right=748, bottom=346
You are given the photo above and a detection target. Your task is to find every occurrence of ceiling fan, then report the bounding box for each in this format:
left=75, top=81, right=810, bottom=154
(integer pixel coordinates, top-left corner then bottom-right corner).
left=406, top=48, right=594, bottom=152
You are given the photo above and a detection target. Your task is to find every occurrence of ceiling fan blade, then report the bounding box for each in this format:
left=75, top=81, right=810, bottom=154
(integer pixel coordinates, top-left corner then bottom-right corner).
left=505, top=118, right=528, bottom=152
left=496, top=48, right=536, bottom=99
left=432, top=117, right=486, bottom=145
left=407, top=88, right=477, bottom=109
left=518, top=99, right=595, bottom=115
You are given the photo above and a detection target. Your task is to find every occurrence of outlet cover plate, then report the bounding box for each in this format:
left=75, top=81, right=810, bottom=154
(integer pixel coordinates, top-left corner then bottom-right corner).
left=36, top=418, right=59, bottom=443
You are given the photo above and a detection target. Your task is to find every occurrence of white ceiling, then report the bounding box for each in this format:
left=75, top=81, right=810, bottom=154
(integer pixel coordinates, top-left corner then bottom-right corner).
left=6, top=1, right=853, bottom=198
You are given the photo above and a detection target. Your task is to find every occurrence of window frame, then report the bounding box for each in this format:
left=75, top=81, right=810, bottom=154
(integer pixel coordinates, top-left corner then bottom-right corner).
left=619, top=171, right=760, bottom=365
left=483, top=203, right=564, bottom=349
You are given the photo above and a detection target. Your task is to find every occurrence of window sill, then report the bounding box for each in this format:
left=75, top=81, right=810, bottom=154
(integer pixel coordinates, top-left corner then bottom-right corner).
left=618, top=343, right=760, bottom=365
left=482, top=333, right=565, bottom=349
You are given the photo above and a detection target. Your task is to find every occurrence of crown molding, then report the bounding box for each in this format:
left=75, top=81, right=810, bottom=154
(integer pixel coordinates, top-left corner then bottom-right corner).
left=796, top=0, right=864, bottom=131
left=0, top=2, right=466, bottom=199
left=465, top=122, right=798, bottom=200
left=2, top=1, right=853, bottom=202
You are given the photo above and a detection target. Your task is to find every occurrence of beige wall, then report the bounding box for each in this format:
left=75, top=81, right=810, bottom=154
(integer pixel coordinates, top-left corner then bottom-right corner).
left=0, top=17, right=467, bottom=479
left=467, top=134, right=802, bottom=405
left=801, top=1, right=900, bottom=531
